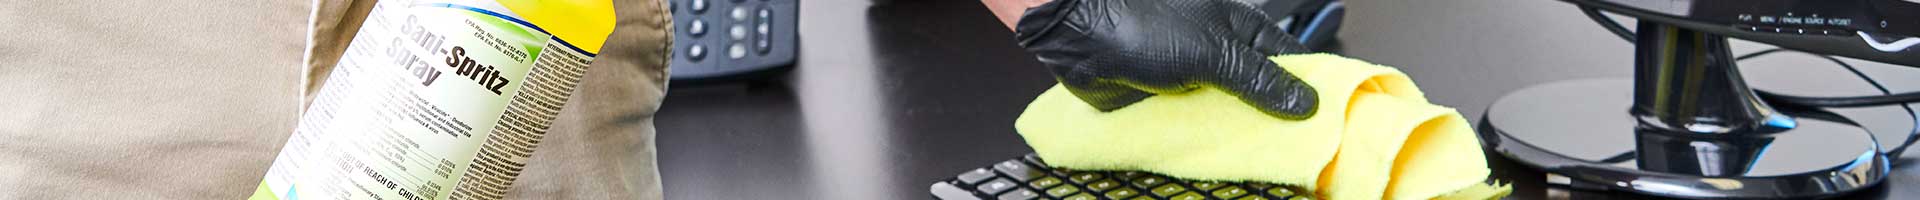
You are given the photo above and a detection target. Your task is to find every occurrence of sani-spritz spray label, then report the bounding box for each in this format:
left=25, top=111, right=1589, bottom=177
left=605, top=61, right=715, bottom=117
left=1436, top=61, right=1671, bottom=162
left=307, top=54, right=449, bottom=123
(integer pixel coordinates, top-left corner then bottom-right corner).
left=251, top=0, right=613, bottom=199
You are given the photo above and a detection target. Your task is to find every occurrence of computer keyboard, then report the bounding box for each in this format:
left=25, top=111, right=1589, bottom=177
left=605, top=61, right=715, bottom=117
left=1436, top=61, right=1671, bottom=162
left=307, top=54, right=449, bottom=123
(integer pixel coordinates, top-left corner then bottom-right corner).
left=932, top=154, right=1314, bottom=200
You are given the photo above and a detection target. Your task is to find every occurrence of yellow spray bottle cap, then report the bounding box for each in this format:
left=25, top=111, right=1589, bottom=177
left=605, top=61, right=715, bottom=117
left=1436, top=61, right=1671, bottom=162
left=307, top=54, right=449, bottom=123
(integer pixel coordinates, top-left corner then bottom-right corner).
left=497, top=0, right=616, bottom=55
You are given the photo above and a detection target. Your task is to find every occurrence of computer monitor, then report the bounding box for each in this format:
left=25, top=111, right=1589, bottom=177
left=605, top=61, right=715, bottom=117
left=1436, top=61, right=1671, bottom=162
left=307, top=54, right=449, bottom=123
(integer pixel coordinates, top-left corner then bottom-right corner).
left=1479, top=0, right=1918, bottom=198
left=1571, top=0, right=1920, bottom=66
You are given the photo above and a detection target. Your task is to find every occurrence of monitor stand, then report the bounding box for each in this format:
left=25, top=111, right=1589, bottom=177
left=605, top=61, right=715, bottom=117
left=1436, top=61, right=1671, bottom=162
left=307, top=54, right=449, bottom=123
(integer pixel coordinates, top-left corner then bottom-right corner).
left=1479, top=22, right=1891, bottom=199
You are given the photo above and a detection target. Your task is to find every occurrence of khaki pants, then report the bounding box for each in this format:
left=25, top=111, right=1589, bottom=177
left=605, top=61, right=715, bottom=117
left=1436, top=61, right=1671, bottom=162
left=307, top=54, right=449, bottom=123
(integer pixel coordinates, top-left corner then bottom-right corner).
left=0, top=0, right=668, bottom=199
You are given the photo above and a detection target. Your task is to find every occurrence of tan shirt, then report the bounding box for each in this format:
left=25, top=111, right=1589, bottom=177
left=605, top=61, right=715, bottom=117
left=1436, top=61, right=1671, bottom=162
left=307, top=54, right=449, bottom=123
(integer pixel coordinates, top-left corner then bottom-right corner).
left=0, top=0, right=668, bottom=199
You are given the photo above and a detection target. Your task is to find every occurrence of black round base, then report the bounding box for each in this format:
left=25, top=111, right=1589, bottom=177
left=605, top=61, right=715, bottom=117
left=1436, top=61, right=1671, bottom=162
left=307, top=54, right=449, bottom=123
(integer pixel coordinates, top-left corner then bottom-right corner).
left=1479, top=79, right=1891, bottom=199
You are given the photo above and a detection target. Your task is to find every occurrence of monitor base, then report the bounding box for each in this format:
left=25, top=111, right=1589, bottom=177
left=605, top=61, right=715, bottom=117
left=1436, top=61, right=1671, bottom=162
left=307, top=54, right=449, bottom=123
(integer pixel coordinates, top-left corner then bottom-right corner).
left=1479, top=78, right=1890, bottom=199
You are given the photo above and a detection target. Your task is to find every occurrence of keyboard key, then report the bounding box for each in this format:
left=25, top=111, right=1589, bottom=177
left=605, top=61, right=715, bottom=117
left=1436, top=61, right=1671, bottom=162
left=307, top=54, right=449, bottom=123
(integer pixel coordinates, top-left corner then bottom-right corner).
left=1245, top=182, right=1275, bottom=190
left=1150, top=184, right=1187, bottom=197
left=1022, top=154, right=1046, bottom=166
left=929, top=183, right=982, bottom=200
left=1266, top=187, right=1297, bottom=197
left=1190, top=181, right=1224, bottom=191
left=957, top=168, right=994, bottom=184
left=1213, top=186, right=1249, bottom=198
left=1112, top=171, right=1145, bottom=180
left=1104, top=188, right=1142, bottom=199
left=1170, top=192, right=1208, bottom=200
left=1045, top=186, right=1080, bottom=197
left=940, top=157, right=1332, bottom=200
left=1086, top=179, right=1120, bottom=191
left=1028, top=177, right=1063, bottom=189
left=1131, top=176, right=1168, bottom=188
left=997, top=189, right=1041, bottom=200
left=976, top=178, right=1017, bottom=195
left=1049, top=168, right=1073, bottom=177
left=1068, top=173, right=1103, bottom=183
left=992, top=160, right=1042, bottom=181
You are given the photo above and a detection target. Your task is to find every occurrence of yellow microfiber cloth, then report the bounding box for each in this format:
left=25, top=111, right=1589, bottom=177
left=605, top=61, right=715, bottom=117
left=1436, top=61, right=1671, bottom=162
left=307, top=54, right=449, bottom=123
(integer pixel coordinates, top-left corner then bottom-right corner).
left=1014, top=54, right=1510, bottom=200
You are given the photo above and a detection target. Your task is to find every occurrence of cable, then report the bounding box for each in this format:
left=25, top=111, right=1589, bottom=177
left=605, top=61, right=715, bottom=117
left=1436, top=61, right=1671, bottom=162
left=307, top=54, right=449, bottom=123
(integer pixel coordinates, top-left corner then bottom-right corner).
left=1754, top=80, right=1920, bottom=108
left=1580, top=6, right=1634, bottom=42
left=1578, top=10, right=1920, bottom=158
left=1736, top=49, right=1920, bottom=158
left=1295, top=1, right=1345, bottom=44
left=1736, top=49, right=1920, bottom=108
left=1858, top=31, right=1920, bottom=52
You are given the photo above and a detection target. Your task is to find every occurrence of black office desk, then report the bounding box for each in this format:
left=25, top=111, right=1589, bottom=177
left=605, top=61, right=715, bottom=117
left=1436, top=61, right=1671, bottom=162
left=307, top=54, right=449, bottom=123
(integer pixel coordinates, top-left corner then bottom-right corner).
left=653, top=0, right=1920, bottom=199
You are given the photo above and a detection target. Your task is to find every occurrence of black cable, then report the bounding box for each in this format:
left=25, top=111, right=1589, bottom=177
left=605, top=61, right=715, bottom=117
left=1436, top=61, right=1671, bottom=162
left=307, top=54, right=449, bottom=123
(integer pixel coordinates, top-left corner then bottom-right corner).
left=1736, top=49, right=1920, bottom=158
left=1579, top=11, right=1920, bottom=158
left=1757, top=90, right=1920, bottom=108
left=1732, top=48, right=1786, bottom=60
left=1580, top=6, right=1635, bottom=42
left=1746, top=55, right=1920, bottom=108
left=1739, top=49, right=1920, bottom=108
left=1815, top=56, right=1919, bottom=158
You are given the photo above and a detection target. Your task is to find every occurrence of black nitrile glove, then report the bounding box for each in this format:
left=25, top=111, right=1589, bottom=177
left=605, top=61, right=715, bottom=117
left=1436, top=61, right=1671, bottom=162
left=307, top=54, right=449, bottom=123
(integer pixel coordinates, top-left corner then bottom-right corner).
left=1015, top=0, right=1319, bottom=120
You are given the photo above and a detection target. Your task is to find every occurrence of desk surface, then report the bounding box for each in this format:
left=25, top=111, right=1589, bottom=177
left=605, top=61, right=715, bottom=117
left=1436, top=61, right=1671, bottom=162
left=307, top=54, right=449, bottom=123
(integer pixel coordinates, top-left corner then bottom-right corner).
left=653, top=0, right=1920, bottom=199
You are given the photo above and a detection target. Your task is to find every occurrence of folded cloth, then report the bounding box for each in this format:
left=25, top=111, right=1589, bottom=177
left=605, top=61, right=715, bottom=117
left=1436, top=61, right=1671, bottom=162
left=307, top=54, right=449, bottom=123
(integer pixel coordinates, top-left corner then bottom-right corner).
left=1014, top=54, right=1508, bottom=199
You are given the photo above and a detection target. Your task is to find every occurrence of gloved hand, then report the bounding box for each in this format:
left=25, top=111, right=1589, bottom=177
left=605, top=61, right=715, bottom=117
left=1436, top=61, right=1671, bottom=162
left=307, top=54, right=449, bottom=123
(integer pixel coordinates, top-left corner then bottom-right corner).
left=1015, top=0, right=1319, bottom=119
